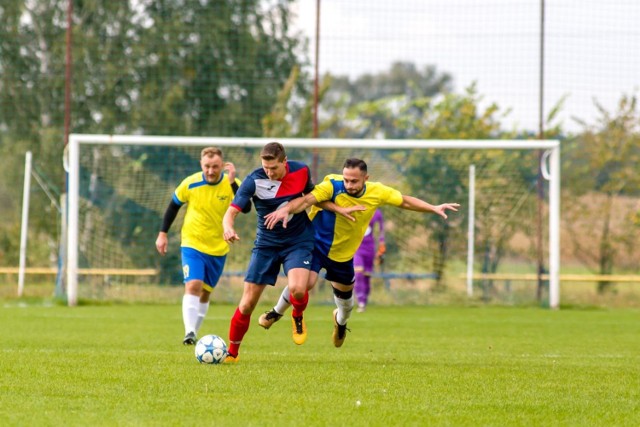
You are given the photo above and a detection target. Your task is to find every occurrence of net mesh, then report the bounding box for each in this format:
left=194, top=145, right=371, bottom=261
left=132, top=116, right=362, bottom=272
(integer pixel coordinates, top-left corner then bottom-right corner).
left=73, top=140, right=546, bottom=305
left=3, top=2, right=640, bottom=308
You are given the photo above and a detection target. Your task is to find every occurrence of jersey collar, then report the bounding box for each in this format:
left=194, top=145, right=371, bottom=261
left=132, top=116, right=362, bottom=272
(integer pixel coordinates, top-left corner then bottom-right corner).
left=202, top=172, right=225, bottom=185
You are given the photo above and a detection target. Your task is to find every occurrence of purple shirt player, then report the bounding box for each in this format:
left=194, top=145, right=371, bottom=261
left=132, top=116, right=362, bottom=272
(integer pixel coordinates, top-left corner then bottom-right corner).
left=353, top=209, right=385, bottom=312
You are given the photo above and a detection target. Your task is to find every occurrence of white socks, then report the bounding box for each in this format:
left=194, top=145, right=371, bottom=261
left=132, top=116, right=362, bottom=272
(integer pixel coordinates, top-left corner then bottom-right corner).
left=274, top=285, right=292, bottom=314
left=272, top=285, right=354, bottom=325
left=334, top=294, right=354, bottom=325
left=182, top=294, right=200, bottom=334
left=195, top=301, right=209, bottom=333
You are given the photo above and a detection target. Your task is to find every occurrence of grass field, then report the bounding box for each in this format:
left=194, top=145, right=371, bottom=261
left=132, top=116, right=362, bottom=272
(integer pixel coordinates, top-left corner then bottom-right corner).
left=1, top=302, right=639, bottom=426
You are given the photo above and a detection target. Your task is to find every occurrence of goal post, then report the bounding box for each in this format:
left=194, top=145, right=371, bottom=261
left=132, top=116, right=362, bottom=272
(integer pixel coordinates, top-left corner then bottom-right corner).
left=18, top=151, right=33, bottom=297
left=65, top=134, right=560, bottom=307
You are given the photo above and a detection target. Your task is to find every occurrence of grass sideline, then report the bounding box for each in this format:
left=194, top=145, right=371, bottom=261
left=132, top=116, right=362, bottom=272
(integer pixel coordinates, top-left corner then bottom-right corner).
left=4, top=275, right=640, bottom=308
left=1, top=303, right=639, bottom=426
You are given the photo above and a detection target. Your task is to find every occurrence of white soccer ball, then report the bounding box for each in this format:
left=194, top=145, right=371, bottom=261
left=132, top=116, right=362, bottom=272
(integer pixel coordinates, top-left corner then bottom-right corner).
left=194, top=334, right=228, bottom=364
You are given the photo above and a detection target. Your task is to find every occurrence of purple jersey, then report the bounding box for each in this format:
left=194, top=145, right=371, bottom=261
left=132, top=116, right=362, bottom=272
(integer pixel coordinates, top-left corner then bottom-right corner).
left=356, top=209, right=384, bottom=257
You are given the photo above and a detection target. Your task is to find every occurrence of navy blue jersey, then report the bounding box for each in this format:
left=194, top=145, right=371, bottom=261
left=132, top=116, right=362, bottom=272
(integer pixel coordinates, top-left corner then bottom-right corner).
left=231, top=160, right=315, bottom=248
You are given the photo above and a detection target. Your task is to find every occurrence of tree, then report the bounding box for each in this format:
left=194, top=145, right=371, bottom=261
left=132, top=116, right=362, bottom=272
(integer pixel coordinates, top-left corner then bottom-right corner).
left=132, top=0, right=304, bottom=137
left=563, top=94, right=640, bottom=292
left=302, top=74, right=527, bottom=288
left=329, top=61, right=452, bottom=104
left=0, top=0, right=306, bottom=270
left=261, top=64, right=538, bottom=290
left=319, top=62, right=453, bottom=139
left=261, top=65, right=331, bottom=139
left=390, top=85, right=520, bottom=289
left=0, top=1, right=68, bottom=265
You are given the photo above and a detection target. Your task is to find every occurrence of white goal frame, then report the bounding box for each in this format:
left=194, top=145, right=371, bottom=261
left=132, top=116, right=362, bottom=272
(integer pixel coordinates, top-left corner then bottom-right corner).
left=66, top=134, right=561, bottom=308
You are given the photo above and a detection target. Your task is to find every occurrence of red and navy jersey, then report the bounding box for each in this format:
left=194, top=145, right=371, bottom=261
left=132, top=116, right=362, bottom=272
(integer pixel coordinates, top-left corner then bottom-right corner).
left=231, top=160, right=315, bottom=248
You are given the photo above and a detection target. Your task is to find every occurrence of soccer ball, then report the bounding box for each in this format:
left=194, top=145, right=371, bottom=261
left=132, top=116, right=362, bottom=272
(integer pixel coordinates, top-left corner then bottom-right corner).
left=194, top=334, right=228, bottom=364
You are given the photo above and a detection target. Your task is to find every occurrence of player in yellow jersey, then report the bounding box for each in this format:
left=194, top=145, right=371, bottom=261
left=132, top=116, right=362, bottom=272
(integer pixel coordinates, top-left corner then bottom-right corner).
left=261, top=158, right=459, bottom=347
left=155, top=147, right=250, bottom=345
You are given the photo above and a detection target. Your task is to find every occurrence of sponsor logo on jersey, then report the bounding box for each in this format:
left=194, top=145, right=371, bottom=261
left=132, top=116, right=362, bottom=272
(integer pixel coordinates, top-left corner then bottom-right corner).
left=255, top=179, right=282, bottom=199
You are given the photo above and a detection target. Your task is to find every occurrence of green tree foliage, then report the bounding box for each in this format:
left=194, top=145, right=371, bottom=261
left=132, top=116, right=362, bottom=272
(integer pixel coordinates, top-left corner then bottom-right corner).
left=131, top=0, right=304, bottom=136
left=320, top=62, right=453, bottom=139
left=563, top=94, right=640, bottom=291
left=315, top=79, right=522, bottom=287
left=330, top=61, right=452, bottom=104
left=261, top=65, right=330, bottom=139
left=263, top=62, right=546, bottom=288
left=386, top=85, right=520, bottom=288
left=0, top=0, right=305, bottom=268
left=0, top=1, right=68, bottom=264
left=329, top=81, right=567, bottom=290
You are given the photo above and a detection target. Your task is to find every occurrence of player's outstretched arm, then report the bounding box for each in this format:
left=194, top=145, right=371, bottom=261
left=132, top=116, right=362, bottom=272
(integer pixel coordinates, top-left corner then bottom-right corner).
left=264, top=193, right=318, bottom=229
left=399, top=195, right=460, bottom=219
left=223, top=206, right=241, bottom=243
left=316, top=201, right=366, bottom=222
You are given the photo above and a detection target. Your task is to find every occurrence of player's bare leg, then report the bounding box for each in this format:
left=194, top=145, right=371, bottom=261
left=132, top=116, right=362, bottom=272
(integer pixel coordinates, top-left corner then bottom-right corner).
left=259, top=270, right=319, bottom=329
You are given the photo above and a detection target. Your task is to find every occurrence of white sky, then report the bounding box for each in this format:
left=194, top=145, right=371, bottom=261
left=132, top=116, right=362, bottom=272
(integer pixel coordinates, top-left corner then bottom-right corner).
left=291, top=0, right=640, bottom=133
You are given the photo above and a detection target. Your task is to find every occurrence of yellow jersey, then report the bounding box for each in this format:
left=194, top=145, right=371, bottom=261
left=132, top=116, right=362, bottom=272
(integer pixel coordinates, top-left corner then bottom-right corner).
left=308, top=174, right=403, bottom=262
left=174, top=172, right=240, bottom=256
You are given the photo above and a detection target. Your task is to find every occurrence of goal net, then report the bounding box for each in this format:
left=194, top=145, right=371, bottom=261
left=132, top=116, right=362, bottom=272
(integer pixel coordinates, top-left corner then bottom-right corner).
left=64, top=135, right=560, bottom=307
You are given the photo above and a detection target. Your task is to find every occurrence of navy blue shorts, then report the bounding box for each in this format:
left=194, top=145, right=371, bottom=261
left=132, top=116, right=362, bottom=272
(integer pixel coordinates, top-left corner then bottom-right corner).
left=181, top=247, right=227, bottom=292
left=310, top=247, right=355, bottom=285
left=244, top=241, right=314, bottom=285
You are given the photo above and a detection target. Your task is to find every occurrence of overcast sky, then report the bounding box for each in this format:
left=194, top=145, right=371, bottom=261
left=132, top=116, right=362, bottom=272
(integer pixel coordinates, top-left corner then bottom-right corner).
left=291, top=0, right=640, bottom=133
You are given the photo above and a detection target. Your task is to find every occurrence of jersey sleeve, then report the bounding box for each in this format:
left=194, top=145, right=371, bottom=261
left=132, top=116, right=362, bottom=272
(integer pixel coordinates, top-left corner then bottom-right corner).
left=231, top=176, right=255, bottom=211
left=380, top=184, right=403, bottom=207
left=173, top=177, right=191, bottom=205
left=310, top=175, right=336, bottom=203
left=303, top=165, right=315, bottom=194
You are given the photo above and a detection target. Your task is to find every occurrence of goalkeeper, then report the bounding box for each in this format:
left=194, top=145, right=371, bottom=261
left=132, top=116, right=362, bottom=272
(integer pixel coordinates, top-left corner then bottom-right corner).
left=261, top=158, right=459, bottom=348
left=353, top=209, right=385, bottom=313
left=155, top=147, right=249, bottom=346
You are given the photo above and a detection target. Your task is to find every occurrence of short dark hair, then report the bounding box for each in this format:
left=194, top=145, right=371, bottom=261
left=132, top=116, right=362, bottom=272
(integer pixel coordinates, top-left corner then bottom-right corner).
left=343, top=158, right=367, bottom=173
left=260, top=142, right=286, bottom=161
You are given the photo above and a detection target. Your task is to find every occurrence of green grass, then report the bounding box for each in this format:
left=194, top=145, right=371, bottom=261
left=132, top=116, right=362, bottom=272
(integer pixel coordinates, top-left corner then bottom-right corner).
left=1, top=303, right=639, bottom=426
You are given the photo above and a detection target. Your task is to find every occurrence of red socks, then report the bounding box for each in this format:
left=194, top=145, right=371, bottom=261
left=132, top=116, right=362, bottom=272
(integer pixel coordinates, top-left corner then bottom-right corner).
left=228, top=291, right=308, bottom=356
left=290, top=291, right=309, bottom=318
left=228, top=307, right=251, bottom=357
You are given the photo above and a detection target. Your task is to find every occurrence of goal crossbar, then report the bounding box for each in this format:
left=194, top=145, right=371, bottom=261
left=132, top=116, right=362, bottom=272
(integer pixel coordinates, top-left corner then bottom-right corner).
left=66, top=134, right=561, bottom=308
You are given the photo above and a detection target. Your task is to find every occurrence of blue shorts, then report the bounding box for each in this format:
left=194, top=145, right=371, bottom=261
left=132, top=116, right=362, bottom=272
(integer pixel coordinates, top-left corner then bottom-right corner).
left=310, top=247, right=355, bottom=285
left=181, top=247, right=227, bottom=292
left=244, top=241, right=314, bottom=286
